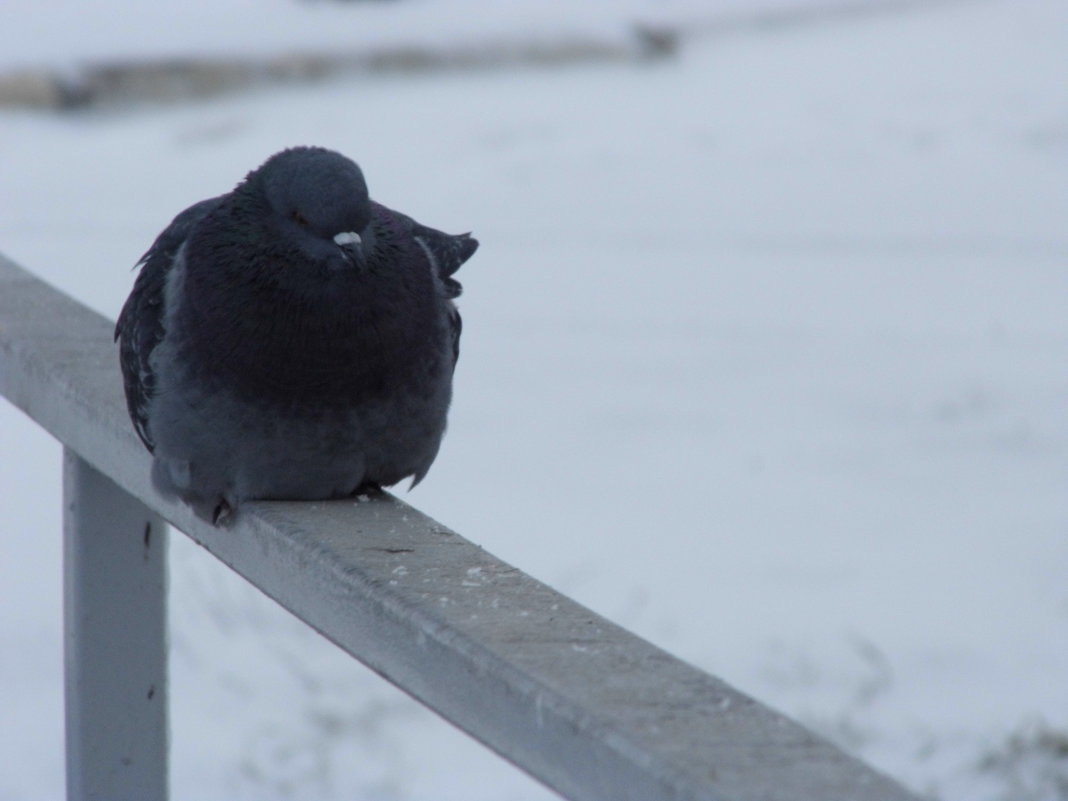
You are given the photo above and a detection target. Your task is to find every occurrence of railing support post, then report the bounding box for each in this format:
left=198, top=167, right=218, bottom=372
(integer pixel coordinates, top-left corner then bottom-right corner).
left=63, top=448, right=168, bottom=801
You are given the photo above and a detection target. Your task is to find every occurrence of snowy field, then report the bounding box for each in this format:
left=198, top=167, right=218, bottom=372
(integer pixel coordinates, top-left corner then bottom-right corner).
left=1, top=0, right=1067, bottom=799
left=0, top=0, right=936, bottom=72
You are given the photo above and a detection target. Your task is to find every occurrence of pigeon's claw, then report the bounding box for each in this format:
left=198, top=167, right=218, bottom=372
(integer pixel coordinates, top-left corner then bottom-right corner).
left=211, top=500, right=235, bottom=527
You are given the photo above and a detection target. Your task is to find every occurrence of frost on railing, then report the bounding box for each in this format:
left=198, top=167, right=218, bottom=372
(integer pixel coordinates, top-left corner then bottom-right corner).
left=0, top=251, right=921, bottom=801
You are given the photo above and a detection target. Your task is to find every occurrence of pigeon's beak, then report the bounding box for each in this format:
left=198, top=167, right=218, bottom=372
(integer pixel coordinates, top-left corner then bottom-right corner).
left=333, top=230, right=367, bottom=270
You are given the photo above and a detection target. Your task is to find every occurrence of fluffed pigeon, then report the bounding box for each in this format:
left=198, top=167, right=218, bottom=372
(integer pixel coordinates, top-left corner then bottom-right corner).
left=115, top=146, right=477, bottom=524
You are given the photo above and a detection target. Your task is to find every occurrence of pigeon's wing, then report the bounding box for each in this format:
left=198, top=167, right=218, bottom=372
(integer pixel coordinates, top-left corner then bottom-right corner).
left=406, top=223, right=475, bottom=365
left=388, top=208, right=479, bottom=300
left=447, top=304, right=462, bottom=368
left=413, top=225, right=478, bottom=299
left=373, top=202, right=477, bottom=368
left=114, top=197, right=222, bottom=451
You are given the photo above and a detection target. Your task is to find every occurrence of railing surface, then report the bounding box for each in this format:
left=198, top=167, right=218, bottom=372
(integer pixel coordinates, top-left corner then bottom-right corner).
left=0, top=251, right=922, bottom=801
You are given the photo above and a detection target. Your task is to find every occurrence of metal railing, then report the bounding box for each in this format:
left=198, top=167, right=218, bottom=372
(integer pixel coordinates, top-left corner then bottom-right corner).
left=0, top=252, right=922, bottom=801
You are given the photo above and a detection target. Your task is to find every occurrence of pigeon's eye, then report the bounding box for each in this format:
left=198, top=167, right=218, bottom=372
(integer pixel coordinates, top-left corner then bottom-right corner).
left=291, top=211, right=310, bottom=227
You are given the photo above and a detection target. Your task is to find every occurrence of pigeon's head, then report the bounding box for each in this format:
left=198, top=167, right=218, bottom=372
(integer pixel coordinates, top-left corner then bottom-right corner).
left=249, top=146, right=375, bottom=272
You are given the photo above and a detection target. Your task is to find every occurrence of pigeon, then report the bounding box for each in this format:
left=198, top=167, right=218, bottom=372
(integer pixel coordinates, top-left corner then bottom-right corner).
left=115, top=146, right=477, bottom=524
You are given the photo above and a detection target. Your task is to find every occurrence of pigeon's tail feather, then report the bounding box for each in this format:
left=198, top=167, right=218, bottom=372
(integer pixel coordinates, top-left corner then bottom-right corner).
left=408, top=462, right=434, bottom=490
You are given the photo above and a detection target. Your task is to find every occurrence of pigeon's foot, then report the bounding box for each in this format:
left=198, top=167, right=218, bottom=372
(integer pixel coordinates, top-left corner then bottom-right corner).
left=211, top=499, right=235, bottom=526
left=350, top=481, right=384, bottom=501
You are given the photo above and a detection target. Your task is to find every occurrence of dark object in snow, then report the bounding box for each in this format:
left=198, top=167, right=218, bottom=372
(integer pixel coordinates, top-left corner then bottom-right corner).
left=115, top=146, right=477, bottom=524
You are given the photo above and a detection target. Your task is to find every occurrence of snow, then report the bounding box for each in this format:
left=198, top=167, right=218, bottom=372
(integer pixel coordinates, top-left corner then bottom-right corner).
left=0, top=0, right=925, bottom=72
left=1, top=0, right=1067, bottom=799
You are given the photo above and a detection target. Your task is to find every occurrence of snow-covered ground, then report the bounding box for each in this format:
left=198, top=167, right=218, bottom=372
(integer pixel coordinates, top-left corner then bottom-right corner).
left=0, top=0, right=933, bottom=72
left=1, top=0, right=1066, bottom=799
